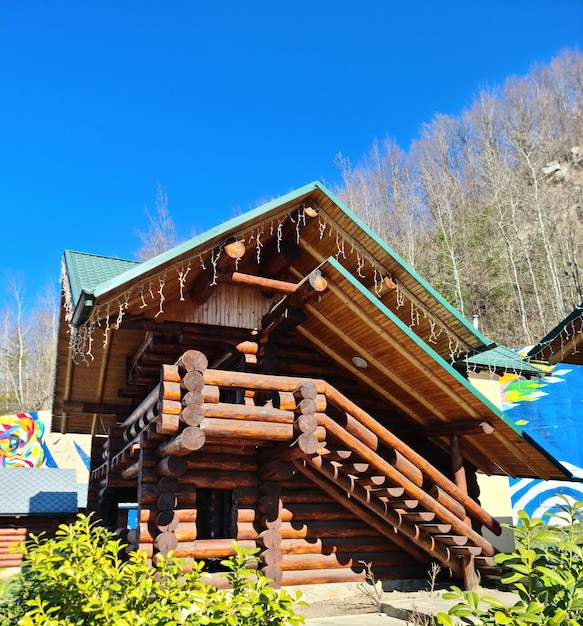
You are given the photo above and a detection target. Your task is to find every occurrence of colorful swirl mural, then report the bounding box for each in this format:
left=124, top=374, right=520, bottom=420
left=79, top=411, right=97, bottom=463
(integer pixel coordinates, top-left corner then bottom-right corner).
left=501, top=364, right=583, bottom=521
left=0, top=412, right=48, bottom=468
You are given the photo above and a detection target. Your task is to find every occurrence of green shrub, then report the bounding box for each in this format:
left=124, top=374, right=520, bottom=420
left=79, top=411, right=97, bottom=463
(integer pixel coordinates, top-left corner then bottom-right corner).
left=2, top=513, right=305, bottom=625
left=436, top=496, right=583, bottom=626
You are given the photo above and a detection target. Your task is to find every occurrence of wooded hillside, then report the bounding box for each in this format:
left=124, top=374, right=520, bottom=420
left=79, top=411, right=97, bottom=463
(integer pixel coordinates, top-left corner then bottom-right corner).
left=335, top=50, right=582, bottom=347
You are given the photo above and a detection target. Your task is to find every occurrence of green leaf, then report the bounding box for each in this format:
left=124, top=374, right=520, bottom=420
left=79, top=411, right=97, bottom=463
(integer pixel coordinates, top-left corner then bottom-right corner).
left=435, top=613, right=454, bottom=626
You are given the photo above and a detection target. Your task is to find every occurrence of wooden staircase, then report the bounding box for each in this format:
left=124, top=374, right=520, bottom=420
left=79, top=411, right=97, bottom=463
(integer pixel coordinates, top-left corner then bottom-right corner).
left=288, top=380, right=501, bottom=588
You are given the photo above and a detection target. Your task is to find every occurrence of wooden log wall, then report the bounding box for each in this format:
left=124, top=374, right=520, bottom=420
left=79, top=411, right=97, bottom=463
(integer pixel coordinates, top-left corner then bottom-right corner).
left=275, top=473, right=425, bottom=586
left=0, top=516, right=72, bottom=569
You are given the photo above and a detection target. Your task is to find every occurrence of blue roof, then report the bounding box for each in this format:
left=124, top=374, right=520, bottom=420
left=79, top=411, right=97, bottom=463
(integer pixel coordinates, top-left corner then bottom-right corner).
left=0, top=468, right=78, bottom=515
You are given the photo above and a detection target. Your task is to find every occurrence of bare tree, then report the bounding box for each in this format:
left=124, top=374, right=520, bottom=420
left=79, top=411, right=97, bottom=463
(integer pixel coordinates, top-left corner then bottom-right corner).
left=0, top=278, right=57, bottom=413
left=135, top=183, right=182, bottom=261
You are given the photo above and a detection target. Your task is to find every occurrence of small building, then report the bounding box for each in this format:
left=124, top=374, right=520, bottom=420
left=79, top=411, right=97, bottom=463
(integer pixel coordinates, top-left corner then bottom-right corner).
left=52, top=182, right=571, bottom=589
left=0, top=467, right=78, bottom=569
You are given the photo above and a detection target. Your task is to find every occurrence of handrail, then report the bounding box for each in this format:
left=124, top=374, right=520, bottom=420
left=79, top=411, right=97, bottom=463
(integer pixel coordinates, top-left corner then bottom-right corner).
left=322, top=382, right=502, bottom=536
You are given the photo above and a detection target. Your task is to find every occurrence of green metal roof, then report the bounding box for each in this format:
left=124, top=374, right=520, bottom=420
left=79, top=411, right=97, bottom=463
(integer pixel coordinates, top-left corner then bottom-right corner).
left=527, top=302, right=583, bottom=362
left=64, top=250, right=139, bottom=304
left=456, top=344, right=546, bottom=377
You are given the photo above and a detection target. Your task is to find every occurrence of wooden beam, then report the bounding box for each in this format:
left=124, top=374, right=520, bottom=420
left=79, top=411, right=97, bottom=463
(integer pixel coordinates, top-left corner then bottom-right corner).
left=190, top=237, right=248, bottom=304
left=418, top=421, right=495, bottom=438
left=261, top=267, right=328, bottom=330
left=217, top=271, right=297, bottom=294
left=63, top=401, right=133, bottom=415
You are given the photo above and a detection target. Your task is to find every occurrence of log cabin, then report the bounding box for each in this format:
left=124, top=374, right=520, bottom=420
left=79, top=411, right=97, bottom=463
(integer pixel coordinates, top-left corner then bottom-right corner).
left=52, top=181, right=571, bottom=590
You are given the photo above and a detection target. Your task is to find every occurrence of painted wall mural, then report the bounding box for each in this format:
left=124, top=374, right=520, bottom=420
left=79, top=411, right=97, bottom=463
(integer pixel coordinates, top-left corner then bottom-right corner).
left=0, top=412, right=48, bottom=467
left=501, top=364, right=583, bottom=521
left=0, top=410, right=90, bottom=475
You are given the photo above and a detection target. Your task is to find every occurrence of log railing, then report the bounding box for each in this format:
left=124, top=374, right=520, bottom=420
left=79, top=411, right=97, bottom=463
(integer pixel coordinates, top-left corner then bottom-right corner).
left=91, top=350, right=500, bottom=588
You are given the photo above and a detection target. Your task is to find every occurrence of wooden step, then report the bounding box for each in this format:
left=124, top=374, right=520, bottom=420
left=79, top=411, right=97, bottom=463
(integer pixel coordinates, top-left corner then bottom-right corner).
left=399, top=511, right=436, bottom=522
left=351, top=474, right=389, bottom=488
left=449, top=545, right=483, bottom=556
left=388, top=498, right=420, bottom=510
left=368, top=486, right=405, bottom=499
left=418, top=523, right=451, bottom=534
left=433, top=534, right=469, bottom=546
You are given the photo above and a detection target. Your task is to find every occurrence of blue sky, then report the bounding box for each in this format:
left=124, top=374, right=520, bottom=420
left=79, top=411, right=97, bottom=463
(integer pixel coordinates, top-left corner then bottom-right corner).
left=1, top=1, right=581, bottom=311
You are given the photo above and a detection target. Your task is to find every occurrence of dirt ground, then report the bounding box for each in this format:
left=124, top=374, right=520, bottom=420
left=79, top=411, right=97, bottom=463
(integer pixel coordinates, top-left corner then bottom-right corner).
left=299, top=593, right=379, bottom=619
left=298, top=584, right=515, bottom=620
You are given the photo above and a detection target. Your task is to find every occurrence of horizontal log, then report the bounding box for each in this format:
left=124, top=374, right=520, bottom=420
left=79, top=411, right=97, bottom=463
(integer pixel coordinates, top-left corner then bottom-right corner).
left=277, top=392, right=327, bottom=413
left=138, top=483, right=197, bottom=506
left=180, top=403, right=204, bottom=426
left=204, top=436, right=274, bottom=448
left=277, top=520, right=383, bottom=540
left=0, top=558, right=24, bottom=568
left=140, top=523, right=197, bottom=543
left=176, top=350, right=208, bottom=373
left=160, top=381, right=182, bottom=402
left=153, top=531, right=179, bottom=553
left=121, top=461, right=140, bottom=480
left=157, top=455, right=188, bottom=477
left=185, top=453, right=258, bottom=473
left=218, top=271, right=297, bottom=294
left=200, top=418, right=294, bottom=442
left=182, top=371, right=205, bottom=393
left=139, top=508, right=197, bottom=525
left=279, top=503, right=356, bottom=523
left=157, top=426, right=205, bottom=457
left=258, top=459, right=295, bottom=482
left=170, top=538, right=257, bottom=559
left=0, top=529, right=29, bottom=537
left=279, top=537, right=395, bottom=556
left=279, top=551, right=414, bottom=571
left=156, top=413, right=180, bottom=435
left=280, top=489, right=336, bottom=504
left=201, top=402, right=295, bottom=424
left=161, top=364, right=181, bottom=383
left=280, top=568, right=367, bottom=586
left=182, top=385, right=220, bottom=405
left=176, top=470, right=260, bottom=489
left=203, top=369, right=327, bottom=395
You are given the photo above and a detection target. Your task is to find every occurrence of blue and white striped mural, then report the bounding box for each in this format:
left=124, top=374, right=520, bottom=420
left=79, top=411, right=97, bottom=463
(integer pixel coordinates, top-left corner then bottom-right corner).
left=501, top=364, right=583, bottom=521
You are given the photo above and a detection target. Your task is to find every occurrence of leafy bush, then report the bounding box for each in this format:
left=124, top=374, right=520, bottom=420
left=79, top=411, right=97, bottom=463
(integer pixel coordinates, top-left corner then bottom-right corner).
left=0, top=513, right=305, bottom=625
left=436, top=497, right=583, bottom=626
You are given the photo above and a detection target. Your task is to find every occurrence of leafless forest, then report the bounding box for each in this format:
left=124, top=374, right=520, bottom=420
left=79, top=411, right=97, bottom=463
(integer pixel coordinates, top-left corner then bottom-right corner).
left=335, top=50, right=582, bottom=348
left=1, top=50, right=581, bottom=413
